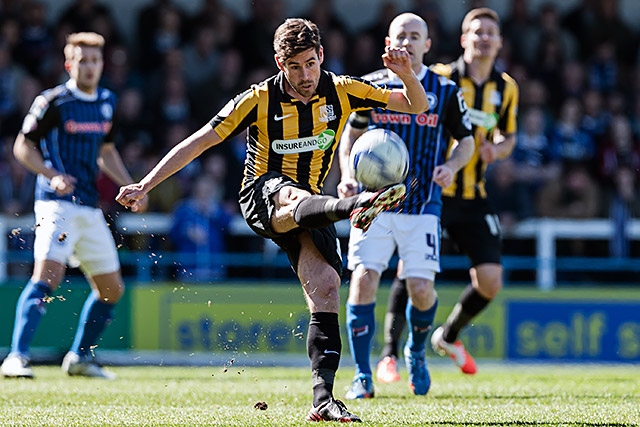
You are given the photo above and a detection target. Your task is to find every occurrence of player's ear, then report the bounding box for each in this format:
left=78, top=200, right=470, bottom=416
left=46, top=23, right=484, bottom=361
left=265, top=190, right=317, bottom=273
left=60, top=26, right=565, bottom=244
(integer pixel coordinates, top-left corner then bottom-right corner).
left=64, top=60, right=72, bottom=72
left=274, top=54, right=285, bottom=71
left=318, top=46, right=324, bottom=64
left=385, top=36, right=391, bottom=47
left=425, top=37, right=432, bottom=54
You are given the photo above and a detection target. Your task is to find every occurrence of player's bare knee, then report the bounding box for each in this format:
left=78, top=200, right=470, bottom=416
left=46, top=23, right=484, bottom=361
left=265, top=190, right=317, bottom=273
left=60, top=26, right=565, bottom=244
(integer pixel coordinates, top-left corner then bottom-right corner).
left=407, top=278, right=436, bottom=310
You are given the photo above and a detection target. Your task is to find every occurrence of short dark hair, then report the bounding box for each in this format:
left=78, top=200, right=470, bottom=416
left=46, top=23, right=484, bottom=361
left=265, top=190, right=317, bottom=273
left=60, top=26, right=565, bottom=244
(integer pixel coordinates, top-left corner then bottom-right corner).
left=273, top=18, right=321, bottom=62
left=461, top=7, right=500, bottom=34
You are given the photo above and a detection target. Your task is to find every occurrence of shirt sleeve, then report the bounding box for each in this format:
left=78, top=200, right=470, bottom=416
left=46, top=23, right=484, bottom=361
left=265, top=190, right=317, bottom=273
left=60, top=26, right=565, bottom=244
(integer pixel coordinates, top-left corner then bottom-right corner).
left=443, top=88, right=473, bottom=141
left=22, top=93, right=59, bottom=143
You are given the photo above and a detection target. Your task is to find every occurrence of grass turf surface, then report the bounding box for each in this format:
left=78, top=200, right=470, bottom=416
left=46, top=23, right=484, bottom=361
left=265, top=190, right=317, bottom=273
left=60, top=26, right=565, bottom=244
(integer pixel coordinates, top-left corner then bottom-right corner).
left=1, top=362, right=638, bottom=426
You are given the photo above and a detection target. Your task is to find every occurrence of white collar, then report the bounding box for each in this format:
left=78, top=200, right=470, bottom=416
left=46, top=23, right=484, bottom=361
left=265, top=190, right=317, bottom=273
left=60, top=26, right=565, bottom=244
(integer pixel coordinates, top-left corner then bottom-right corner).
left=388, top=64, right=428, bottom=84
left=66, top=79, right=98, bottom=101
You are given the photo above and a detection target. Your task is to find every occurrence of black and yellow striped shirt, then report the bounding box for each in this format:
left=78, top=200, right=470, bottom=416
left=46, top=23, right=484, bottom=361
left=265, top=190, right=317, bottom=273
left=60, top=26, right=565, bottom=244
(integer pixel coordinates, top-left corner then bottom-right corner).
left=210, top=70, right=392, bottom=194
left=431, top=56, right=519, bottom=200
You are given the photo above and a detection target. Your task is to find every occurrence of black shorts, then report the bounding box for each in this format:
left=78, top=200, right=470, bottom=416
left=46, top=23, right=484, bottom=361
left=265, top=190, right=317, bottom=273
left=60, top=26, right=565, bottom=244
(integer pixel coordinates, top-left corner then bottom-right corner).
left=239, top=172, right=343, bottom=276
left=441, top=196, right=502, bottom=266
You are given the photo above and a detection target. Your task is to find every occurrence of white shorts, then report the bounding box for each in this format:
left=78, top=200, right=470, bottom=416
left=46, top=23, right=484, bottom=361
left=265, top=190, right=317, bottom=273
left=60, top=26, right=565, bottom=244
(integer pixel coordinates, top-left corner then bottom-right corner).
left=347, top=212, right=440, bottom=281
left=33, top=200, right=120, bottom=276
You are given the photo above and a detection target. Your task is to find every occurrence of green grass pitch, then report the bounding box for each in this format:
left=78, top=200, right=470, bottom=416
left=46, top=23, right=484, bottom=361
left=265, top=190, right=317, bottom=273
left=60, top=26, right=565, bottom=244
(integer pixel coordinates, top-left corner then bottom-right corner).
left=1, top=362, right=638, bottom=426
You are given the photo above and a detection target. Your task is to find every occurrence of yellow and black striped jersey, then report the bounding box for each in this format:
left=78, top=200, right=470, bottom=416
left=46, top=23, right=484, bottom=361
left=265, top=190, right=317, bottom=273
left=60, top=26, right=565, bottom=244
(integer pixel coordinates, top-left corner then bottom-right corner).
left=210, top=70, right=393, bottom=194
left=431, top=56, right=519, bottom=200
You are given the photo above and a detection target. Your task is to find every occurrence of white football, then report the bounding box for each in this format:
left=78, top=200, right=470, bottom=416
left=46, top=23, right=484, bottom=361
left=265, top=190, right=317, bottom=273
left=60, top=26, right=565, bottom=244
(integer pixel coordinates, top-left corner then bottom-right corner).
left=349, top=129, right=410, bottom=190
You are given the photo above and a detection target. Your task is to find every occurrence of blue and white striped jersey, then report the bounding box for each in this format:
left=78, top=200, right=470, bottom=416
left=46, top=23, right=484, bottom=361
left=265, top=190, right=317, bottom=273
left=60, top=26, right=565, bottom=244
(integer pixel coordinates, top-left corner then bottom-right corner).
left=21, top=80, right=117, bottom=208
left=349, top=65, right=472, bottom=216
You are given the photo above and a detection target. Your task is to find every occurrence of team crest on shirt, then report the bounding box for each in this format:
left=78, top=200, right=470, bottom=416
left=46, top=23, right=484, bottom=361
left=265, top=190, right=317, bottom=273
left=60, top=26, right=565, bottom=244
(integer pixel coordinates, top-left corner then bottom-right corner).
left=101, top=103, right=113, bottom=120
left=426, top=92, right=438, bottom=110
left=319, top=104, right=336, bottom=122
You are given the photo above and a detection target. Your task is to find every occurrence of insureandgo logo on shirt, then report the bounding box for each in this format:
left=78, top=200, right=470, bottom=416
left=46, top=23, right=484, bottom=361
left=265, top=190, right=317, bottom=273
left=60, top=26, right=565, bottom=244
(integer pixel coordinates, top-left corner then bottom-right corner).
left=272, top=130, right=335, bottom=154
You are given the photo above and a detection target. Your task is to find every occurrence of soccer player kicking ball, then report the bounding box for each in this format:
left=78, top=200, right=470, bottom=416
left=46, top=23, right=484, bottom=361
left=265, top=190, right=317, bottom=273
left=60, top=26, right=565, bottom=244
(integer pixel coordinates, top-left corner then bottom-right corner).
left=116, top=17, right=428, bottom=423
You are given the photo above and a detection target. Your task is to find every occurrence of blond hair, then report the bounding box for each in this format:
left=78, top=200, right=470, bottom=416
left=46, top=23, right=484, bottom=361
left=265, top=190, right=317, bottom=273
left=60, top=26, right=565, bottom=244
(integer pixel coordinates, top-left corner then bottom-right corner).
left=63, top=32, right=105, bottom=61
left=461, top=8, right=500, bottom=34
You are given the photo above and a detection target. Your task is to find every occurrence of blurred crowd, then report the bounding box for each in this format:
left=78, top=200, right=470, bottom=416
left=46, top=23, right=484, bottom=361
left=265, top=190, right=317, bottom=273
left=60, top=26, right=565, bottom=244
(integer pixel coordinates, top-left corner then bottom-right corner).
left=1, top=0, right=640, bottom=271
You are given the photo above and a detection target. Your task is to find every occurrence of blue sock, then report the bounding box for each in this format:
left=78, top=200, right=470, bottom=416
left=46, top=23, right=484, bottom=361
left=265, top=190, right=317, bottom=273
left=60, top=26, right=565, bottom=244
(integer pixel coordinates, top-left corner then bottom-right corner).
left=69, top=292, right=115, bottom=358
left=406, top=298, right=438, bottom=352
left=10, top=280, right=52, bottom=357
left=346, top=302, right=375, bottom=376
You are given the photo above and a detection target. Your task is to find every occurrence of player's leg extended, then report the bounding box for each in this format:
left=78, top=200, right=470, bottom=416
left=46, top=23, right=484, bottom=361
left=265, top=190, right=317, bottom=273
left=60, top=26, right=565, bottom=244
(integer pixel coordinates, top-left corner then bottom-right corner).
left=298, top=233, right=361, bottom=422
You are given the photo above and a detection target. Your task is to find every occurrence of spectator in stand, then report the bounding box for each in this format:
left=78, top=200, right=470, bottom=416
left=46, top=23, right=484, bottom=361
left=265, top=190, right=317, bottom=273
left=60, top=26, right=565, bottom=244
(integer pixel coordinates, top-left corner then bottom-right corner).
left=16, top=0, right=53, bottom=80
left=322, top=27, right=347, bottom=75
left=588, top=0, right=637, bottom=68
left=169, top=174, right=233, bottom=281
left=113, top=87, right=151, bottom=147
left=182, top=25, right=220, bottom=91
left=101, top=44, right=144, bottom=94
left=562, top=0, right=598, bottom=62
left=1, top=73, right=40, bottom=141
left=58, top=0, right=113, bottom=34
left=502, top=0, right=537, bottom=66
left=597, top=114, right=640, bottom=258
left=0, top=40, right=26, bottom=123
left=537, top=160, right=602, bottom=251
left=150, top=65, right=192, bottom=141
left=587, top=41, right=618, bottom=94
left=580, top=89, right=609, bottom=141
left=235, top=0, right=286, bottom=71
left=598, top=115, right=640, bottom=185
left=537, top=3, right=577, bottom=62
left=512, top=106, right=559, bottom=198
left=304, top=0, right=347, bottom=35
left=410, top=0, right=453, bottom=64
left=137, top=3, right=187, bottom=73
left=345, top=32, right=380, bottom=77
left=533, top=34, right=568, bottom=110
left=549, top=97, right=596, bottom=170
left=190, top=48, right=243, bottom=125
left=560, top=61, right=588, bottom=104
left=606, top=164, right=640, bottom=258
left=0, top=137, right=35, bottom=216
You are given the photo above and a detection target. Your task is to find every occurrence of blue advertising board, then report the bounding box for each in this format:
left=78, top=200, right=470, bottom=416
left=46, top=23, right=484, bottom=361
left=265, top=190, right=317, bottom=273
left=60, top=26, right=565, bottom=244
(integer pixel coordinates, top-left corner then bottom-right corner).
left=506, top=301, right=640, bottom=362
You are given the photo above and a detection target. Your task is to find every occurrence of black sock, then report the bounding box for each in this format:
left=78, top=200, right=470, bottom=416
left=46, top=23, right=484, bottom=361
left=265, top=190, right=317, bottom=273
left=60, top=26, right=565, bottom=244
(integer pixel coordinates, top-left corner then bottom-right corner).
left=381, top=277, right=408, bottom=359
left=308, top=312, right=341, bottom=406
left=442, top=284, right=491, bottom=343
left=293, top=195, right=360, bottom=228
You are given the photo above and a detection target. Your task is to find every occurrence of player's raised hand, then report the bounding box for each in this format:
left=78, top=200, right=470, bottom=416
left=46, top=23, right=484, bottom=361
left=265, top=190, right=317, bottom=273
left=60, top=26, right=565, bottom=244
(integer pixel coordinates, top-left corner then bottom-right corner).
left=116, top=184, right=148, bottom=212
left=382, top=46, right=412, bottom=76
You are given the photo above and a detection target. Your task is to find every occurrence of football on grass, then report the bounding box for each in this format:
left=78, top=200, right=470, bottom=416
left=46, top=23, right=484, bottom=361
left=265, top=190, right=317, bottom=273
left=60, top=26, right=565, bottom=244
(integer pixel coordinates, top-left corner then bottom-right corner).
left=349, top=129, right=410, bottom=190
